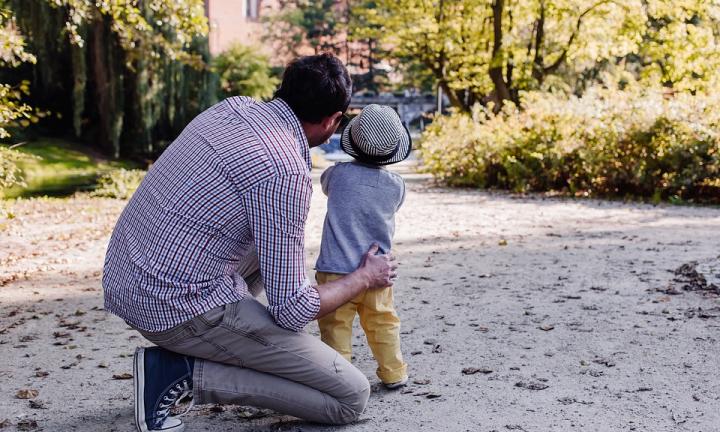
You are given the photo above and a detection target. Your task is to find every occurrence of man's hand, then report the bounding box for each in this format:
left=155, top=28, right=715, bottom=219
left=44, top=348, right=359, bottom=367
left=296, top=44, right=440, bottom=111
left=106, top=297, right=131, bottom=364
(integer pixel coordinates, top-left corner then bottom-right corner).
left=357, top=243, right=398, bottom=289
left=314, top=243, right=399, bottom=319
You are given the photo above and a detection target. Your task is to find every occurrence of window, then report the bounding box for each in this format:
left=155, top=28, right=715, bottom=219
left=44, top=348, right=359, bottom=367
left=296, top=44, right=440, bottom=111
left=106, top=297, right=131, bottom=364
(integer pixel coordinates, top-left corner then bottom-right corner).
left=246, top=0, right=259, bottom=20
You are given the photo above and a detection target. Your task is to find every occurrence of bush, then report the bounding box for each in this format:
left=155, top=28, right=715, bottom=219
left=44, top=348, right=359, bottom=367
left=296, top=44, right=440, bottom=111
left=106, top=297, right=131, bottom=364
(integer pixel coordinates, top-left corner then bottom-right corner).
left=91, top=168, right=146, bottom=199
left=213, top=44, right=279, bottom=101
left=0, top=145, right=31, bottom=190
left=421, top=89, right=720, bottom=203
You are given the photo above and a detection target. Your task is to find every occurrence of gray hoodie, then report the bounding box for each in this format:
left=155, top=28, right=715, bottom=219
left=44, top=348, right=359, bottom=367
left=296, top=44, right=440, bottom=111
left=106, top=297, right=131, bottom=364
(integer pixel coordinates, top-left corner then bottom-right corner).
left=315, top=161, right=405, bottom=275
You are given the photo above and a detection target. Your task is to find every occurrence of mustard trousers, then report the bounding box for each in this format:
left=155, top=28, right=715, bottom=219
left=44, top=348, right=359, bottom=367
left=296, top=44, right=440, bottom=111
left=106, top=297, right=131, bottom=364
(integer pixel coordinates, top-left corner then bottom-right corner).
left=316, top=272, right=408, bottom=384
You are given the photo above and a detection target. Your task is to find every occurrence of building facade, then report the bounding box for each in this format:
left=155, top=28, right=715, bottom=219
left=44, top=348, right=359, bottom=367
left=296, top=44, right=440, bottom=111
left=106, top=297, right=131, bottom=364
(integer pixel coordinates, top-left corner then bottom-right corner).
left=204, top=0, right=266, bottom=55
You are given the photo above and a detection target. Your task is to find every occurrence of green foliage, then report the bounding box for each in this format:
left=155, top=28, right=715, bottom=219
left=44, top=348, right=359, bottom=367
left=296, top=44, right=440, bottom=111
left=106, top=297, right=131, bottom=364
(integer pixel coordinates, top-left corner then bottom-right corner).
left=91, top=168, right=146, bottom=199
left=41, top=0, right=208, bottom=67
left=213, top=44, right=279, bottom=101
left=0, top=4, right=37, bottom=138
left=421, top=88, right=720, bottom=203
left=8, top=0, right=215, bottom=159
left=0, top=144, right=29, bottom=189
left=359, top=0, right=720, bottom=111
left=1, top=138, right=135, bottom=198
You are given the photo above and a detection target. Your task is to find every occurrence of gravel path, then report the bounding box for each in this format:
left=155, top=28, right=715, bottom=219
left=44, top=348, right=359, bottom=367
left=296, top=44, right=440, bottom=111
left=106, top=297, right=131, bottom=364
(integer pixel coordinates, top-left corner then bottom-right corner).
left=2, top=168, right=720, bottom=432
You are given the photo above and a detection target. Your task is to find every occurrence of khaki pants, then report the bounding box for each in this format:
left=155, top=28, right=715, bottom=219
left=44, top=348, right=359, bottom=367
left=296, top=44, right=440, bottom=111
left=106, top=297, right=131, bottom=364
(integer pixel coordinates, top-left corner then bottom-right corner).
left=316, top=272, right=408, bottom=384
left=136, top=251, right=370, bottom=425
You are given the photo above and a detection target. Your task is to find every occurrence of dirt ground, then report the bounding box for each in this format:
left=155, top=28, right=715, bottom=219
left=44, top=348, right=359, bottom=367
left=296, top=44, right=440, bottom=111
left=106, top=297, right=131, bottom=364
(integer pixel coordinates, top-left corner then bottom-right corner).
left=2, top=166, right=720, bottom=432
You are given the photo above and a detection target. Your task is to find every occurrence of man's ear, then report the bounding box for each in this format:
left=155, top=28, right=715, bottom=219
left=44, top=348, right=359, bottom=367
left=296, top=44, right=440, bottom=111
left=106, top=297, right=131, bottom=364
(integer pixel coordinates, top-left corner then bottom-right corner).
left=323, top=111, right=343, bottom=132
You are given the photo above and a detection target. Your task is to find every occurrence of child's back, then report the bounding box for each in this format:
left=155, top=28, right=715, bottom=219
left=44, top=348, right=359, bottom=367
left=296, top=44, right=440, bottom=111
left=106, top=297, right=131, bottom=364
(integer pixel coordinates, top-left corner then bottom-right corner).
left=316, top=161, right=405, bottom=275
left=314, top=103, right=411, bottom=389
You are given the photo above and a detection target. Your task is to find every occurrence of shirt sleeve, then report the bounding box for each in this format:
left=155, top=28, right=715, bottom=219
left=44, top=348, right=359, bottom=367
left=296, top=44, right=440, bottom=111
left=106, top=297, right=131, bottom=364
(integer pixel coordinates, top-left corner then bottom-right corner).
left=243, top=174, right=320, bottom=331
left=397, top=177, right=407, bottom=210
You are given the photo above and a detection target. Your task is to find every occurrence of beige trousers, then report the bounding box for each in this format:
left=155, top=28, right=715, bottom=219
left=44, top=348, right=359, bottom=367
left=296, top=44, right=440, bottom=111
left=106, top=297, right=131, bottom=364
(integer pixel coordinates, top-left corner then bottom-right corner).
left=136, top=250, right=370, bottom=425
left=138, top=299, right=370, bottom=424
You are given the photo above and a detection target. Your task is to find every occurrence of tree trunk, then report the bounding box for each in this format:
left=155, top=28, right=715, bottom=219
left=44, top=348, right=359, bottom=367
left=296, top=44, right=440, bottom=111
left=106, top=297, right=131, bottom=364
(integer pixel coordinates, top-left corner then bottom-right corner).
left=489, top=0, right=511, bottom=111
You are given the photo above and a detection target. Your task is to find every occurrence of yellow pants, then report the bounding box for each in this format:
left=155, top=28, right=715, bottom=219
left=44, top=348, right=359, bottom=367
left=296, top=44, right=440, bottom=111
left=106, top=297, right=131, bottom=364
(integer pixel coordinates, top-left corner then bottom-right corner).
left=316, top=272, right=408, bottom=384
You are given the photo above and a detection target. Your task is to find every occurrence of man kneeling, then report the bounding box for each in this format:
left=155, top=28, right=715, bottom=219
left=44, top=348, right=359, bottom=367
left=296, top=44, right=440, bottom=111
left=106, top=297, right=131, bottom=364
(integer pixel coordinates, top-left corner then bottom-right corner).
left=102, top=54, right=397, bottom=431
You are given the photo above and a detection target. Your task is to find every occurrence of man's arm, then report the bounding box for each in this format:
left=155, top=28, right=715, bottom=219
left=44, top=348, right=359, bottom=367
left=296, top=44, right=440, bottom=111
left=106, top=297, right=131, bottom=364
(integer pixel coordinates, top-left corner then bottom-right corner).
left=244, top=174, right=319, bottom=331
left=244, top=175, right=397, bottom=330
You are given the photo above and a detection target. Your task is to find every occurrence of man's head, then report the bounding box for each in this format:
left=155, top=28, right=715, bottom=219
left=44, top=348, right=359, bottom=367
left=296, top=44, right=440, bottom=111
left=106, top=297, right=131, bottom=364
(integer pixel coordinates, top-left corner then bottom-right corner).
left=275, top=53, right=352, bottom=147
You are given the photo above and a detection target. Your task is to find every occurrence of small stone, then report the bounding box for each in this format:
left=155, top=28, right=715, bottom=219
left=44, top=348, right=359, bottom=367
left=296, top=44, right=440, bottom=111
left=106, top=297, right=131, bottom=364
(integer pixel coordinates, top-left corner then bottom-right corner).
left=16, top=419, right=38, bottom=431
left=28, top=400, right=46, bottom=409
left=423, top=338, right=437, bottom=345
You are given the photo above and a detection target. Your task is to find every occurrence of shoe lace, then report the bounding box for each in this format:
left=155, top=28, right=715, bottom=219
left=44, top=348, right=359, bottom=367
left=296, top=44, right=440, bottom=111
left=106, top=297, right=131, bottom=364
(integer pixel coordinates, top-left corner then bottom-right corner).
left=154, top=379, right=194, bottom=426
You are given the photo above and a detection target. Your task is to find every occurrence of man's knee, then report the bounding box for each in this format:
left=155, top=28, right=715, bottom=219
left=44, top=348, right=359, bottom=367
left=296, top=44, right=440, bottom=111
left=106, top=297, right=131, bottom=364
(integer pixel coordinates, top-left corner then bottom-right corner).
left=334, top=378, right=370, bottom=424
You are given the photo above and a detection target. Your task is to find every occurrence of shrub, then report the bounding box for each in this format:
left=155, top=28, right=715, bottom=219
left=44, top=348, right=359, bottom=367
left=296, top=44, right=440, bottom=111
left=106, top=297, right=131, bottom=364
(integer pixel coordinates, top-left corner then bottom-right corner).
left=0, top=145, right=30, bottom=190
left=91, top=168, right=146, bottom=199
left=421, top=89, right=720, bottom=203
left=213, top=44, right=279, bottom=101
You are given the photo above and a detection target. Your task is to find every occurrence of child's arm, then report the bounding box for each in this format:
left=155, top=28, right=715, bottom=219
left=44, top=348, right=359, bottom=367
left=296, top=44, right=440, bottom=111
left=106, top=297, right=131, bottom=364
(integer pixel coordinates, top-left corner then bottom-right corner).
left=396, top=178, right=406, bottom=211
left=320, top=164, right=336, bottom=196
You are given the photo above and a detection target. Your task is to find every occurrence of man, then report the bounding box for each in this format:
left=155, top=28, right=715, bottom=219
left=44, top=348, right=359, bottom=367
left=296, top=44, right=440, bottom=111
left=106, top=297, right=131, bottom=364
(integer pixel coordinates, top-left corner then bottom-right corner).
left=102, top=54, right=398, bottom=432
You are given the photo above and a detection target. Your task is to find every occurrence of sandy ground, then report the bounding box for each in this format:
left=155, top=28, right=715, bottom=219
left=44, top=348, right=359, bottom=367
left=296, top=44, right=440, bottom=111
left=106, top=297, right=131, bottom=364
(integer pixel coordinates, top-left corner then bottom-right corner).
left=2, top=165, right=720, bottom=432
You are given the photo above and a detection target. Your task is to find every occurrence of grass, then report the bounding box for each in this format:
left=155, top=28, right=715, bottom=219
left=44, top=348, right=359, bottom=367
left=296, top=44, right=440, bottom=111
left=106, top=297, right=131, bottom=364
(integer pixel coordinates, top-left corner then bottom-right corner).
left=1, top=138, right=138, bottom=198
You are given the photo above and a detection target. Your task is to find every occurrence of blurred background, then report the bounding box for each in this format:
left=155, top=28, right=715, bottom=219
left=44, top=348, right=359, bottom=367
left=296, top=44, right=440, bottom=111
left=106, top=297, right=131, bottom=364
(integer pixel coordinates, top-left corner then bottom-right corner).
left=0, top=0, right=718, bottom=203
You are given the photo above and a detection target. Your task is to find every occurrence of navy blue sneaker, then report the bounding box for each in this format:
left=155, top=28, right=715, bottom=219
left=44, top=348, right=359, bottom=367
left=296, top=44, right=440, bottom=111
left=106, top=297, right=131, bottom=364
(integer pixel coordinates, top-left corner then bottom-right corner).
left=134, top=347, right=195, bottom=432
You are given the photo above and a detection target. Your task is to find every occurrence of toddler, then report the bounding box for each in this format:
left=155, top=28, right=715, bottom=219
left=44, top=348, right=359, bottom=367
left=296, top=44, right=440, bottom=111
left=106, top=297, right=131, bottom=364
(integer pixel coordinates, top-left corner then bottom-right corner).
left=315, top=104, right=411, bottom=389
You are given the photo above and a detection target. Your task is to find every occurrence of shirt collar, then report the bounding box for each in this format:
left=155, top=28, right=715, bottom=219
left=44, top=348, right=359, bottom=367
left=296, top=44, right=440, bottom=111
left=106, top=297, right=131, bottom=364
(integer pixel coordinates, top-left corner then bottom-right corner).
left=266, top=98, right=312, bottom=171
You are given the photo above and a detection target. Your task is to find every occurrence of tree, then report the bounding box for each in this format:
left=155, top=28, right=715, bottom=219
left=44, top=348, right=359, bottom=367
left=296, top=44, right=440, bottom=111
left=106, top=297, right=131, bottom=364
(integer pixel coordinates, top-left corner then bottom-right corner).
left=213, top=44, right=279, bottom=100
left=361, top=0, right=644, bottom=111
left=0, top=2, right=36, bottom=138
left=264, top=0, right=346, bottom=59
left=5, top=0, right=214, bottom=158
left=636, top=0, right=720, bottom=93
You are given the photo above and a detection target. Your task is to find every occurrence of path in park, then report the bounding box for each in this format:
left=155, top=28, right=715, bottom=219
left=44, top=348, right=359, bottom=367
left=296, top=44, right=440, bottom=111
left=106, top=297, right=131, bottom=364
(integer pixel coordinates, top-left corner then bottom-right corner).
left=2, top=167, right=720, bottom=432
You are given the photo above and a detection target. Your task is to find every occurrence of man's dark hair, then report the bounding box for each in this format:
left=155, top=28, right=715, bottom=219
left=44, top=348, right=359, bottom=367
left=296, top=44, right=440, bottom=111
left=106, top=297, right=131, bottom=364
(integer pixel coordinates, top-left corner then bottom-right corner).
left=274, top=53, right=352, bottom=124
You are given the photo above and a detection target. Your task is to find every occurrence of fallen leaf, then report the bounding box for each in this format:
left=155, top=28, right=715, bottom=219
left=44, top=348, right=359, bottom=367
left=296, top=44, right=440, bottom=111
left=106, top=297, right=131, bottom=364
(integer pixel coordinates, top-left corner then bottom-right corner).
left=16, top=419, right=38, bottom=431
left=515, top=381, right=549, bottom=391
left=16, top=389, right=39, bottom=399
left=462, top=367, right=493, bottom=375
left=112, top=373, right=133, bottom=380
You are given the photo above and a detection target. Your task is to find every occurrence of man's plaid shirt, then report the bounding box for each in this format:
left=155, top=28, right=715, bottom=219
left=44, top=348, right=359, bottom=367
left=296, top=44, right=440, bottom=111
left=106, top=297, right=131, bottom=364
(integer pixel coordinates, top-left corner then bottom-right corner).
left=102, top=97, right=320, bottom=332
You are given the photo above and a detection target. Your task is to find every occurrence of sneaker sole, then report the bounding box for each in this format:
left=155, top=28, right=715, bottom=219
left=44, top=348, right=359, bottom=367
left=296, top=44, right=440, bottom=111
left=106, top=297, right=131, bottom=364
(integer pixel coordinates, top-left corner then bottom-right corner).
left=134, top=347, right=149, bottom=432
left=134, top=347, right=186, bottom=432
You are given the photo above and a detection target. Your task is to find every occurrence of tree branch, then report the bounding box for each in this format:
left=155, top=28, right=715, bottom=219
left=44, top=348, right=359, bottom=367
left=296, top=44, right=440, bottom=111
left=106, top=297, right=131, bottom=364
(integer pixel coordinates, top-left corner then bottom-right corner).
left=543, top=0, right=617, bottom=75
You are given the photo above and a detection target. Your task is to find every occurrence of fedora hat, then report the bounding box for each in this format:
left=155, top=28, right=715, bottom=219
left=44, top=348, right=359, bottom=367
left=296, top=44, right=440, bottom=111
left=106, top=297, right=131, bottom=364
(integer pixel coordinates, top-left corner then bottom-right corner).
left=340, top=104, right=412, bottom=165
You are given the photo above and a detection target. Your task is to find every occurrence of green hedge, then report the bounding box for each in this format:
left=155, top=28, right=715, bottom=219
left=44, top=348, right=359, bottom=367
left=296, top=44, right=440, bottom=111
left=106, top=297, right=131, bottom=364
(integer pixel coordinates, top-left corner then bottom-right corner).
left=421, top=89, right=720, bottom=203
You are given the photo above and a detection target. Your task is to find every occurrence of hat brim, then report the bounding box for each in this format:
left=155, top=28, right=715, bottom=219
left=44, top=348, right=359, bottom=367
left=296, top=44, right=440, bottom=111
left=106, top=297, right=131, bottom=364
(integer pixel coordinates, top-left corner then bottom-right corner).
left=340, top=115, right=413, bottom=166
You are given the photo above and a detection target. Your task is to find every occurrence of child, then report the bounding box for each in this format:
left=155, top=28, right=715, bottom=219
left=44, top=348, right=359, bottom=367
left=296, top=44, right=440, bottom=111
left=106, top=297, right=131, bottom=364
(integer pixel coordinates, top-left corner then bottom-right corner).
left=315, top=104, right=411, bottom=389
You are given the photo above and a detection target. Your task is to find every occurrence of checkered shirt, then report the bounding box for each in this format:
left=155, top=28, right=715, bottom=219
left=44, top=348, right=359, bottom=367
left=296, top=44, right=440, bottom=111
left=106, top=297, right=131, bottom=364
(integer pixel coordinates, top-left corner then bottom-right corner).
left=102, top=97, right=320, bottom=332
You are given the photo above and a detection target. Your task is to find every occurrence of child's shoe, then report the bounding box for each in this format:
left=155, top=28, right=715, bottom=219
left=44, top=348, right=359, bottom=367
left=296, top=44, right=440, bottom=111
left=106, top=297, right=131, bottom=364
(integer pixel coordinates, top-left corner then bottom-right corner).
left=383, top=376, right=408, bottom=390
